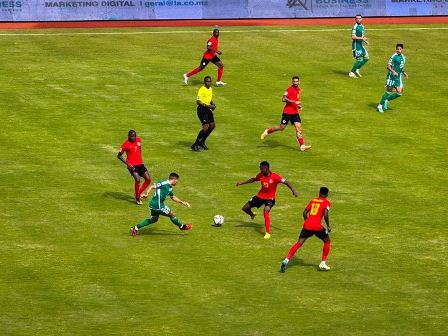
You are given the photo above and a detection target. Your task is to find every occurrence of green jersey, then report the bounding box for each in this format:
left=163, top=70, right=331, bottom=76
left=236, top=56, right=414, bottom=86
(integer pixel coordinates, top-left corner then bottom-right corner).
left=149, top=180, right=174, bottom=210
left=388, top=53, right=406, bottom=76
left=386, top=52, right=406, bottom=88
left=351, top=23, right=365, bottom=50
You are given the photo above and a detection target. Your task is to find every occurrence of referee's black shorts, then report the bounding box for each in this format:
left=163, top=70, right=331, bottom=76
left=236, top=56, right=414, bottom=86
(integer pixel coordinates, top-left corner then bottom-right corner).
left=197, top=105, right=214, bottom=124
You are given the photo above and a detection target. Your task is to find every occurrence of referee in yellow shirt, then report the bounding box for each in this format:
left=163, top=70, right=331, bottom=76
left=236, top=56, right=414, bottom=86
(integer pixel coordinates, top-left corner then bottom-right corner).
left=191, top=76, right=216, bottom=151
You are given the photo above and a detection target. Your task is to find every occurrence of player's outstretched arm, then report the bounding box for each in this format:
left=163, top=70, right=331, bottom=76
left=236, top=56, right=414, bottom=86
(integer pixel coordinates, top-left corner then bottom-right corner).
left=323, top=208, right=331, bottom=232
left=171, top=195, right=190, bottom=208
left=284, top=181, right=298, bottom=197
left=236, top=177, right=256, bottom=187
left=141, top=184, right=156, bottom=198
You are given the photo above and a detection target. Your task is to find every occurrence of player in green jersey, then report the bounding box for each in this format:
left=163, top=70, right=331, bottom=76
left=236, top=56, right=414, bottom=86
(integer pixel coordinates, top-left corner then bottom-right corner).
left=377, top=44, right=408, bottom=113
left=349, top=14, right=369, bottom=78
left=130, top=172, right=192, bottom=236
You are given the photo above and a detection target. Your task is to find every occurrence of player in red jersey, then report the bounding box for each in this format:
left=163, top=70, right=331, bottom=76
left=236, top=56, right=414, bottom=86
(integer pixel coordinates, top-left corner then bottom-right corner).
left=280, top=187, right=332, bottom=272
left=236, top=161, right=298, bottom=239
left=183, top=27, right=226, bottom=86
left=117, top=130, right=152, bottom=205
left=260, top=76, right=311, bottom=152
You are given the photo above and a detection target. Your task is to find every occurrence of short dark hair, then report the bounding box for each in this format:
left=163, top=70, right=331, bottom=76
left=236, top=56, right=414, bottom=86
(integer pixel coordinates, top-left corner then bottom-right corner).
left=356, top=14, right=362, bottom=17
left=169, top=172, right=179, bottom=179
left=128, top=129, right=136, bottom=136
left=259, top=161, right=270, bottom=168
left=396, top=43, right=404, bottom=49
left=292, top=75, right=300, bottom=80
left=320, top=187, right=329, bottom=196
left=204, top=76, right=212, bottom=82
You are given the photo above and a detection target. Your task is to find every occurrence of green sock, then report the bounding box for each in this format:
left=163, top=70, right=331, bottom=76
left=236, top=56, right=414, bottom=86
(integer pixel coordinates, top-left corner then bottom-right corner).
left=358, top=58, right=369, bottom=69
left=170, top=216, right=183, bottom=228
left=380, top=92, right=391, bottom=105
left=351, top=60, right=363, bottom=72
left=388, top=93, right=401, bottom=101
left=137, top=218, right=153, bottom=229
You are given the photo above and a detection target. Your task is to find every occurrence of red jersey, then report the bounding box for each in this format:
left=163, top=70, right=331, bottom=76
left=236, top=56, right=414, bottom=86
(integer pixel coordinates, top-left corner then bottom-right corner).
left=255, top=172, right=285, bottom=200
left=203, top=35, right=219, bottom=60
left=283, top=85, right=301, bottom=115
left=303, top=197, right=331, bottom=231
left=120, top=137, right=143, bottom=166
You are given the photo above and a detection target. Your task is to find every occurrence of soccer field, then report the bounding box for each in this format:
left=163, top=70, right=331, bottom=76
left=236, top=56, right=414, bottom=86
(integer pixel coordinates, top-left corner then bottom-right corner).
left=1, top=25, right=447, bottom=335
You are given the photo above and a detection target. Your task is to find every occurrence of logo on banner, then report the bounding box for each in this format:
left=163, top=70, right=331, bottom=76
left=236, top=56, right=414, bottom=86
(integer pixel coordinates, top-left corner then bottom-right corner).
left=287, top=0, right=309, bottom=10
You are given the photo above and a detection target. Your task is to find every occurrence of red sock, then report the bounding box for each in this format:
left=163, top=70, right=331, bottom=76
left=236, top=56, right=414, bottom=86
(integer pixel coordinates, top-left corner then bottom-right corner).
left=134, top=181, right=140, bottom=199
left=187, top=67, right=201, bottom=77
left=322, top=240, right=331, bottom=261
left=138, top=178, right=151, bottom=197
left=263, top=211, right=271, bottom=233
left=298, top=137, right=304, bottom=146
left=287, top=242, right=303, bottom=260
left=267, top=127, right=275, bottom=134
left=217, top=66, right=223, bottom=81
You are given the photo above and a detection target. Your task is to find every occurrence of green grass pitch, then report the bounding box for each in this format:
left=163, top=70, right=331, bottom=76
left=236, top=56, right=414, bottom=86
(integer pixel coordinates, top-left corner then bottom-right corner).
left=0, top=25, right=447, bottom=335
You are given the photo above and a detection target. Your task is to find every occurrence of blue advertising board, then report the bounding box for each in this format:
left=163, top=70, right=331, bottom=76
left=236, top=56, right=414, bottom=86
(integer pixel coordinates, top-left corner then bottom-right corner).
left=0, top=0, right=447, bottom=22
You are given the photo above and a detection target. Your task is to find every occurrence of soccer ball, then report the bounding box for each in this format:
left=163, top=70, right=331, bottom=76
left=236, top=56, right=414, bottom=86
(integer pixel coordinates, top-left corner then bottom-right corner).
left=213, top=215, right=224, bottom=226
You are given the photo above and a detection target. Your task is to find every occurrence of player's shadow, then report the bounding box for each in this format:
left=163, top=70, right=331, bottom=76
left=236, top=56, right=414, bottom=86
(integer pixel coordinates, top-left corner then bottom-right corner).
left=367, top=102, right=382, bottom=110
left=332, top=69, right=349, bottom=77
left=233, top=219, right=282, bottom=237
left=232, top=219, right=264, bottom=236
left=257, top=139, right=297, bottom=151
left=367, top=102, right=396, bottom=113
left=181, top=79, right=203, bottom=86
left=177, top=140, right=194, bottom=149
left=103, top=191, right=135, bottom=203
left=136, top=228, right=184, bottom=236
left=284, top=257, right=320, bottom=271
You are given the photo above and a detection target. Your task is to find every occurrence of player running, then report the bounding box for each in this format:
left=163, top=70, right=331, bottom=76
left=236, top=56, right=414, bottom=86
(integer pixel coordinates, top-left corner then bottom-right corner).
left=260, top=76, right=311, bottom=152
left=280, top=187, right=332, bottom=272
left=191, top=76, right=216, bottom=151
left=183, top=27, right=226, bottom=86
left=236, top=161, right=298, bottom=239
left=377, top=43, right=407, bottom=113
left=349, top=14, right=369, bottom=78
left=117, top=130, right=151, bottom=205
left=130, top=173, right=192, bottom=236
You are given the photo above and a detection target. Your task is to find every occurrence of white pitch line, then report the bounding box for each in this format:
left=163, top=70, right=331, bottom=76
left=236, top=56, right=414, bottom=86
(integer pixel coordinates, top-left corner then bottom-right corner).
left=0, top=27, right=447, bottom=36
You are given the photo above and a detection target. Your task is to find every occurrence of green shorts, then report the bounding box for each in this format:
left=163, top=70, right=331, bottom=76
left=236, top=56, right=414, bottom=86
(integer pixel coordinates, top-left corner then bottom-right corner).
left=150, top=205, right=171, bottom=217
left=386, top=74, right=403, bottom=89
left=353, top=46, right=368, bottom=58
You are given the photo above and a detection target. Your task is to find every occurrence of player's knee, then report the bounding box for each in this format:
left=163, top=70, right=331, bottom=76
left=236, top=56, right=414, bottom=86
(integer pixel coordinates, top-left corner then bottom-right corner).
left=279, top=125, right=286, bottom=131
left=152, top=217, right=159, bottom=223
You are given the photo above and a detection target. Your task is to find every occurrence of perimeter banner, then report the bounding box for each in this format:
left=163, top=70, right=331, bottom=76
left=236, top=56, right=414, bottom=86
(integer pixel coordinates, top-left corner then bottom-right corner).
left=1, top=0, right=447, bottom=21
